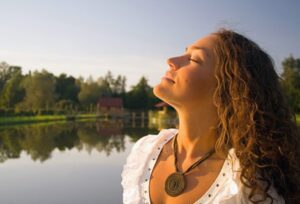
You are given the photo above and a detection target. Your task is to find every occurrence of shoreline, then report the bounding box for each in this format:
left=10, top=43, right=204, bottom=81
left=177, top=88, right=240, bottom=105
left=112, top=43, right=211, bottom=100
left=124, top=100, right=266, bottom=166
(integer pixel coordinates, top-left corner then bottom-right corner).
left=0, top=114, right=102, bottom=126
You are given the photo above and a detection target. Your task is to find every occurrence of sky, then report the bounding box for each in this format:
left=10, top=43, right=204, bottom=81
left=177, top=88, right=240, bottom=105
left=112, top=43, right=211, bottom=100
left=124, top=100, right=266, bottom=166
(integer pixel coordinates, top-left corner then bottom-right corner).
left=0, top=0, right=299, bottom=90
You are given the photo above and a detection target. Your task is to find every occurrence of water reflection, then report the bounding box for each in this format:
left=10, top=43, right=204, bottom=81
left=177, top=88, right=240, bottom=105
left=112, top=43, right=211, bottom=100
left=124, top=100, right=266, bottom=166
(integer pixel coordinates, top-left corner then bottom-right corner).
left=0, top=120, right=161, bottom=163
left=0, top=120, right=177, bottom=204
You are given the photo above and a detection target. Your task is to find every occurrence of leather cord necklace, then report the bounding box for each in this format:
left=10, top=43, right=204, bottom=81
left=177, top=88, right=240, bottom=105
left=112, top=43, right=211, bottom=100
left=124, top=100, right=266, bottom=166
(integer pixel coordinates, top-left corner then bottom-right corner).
left=164, top=133, right=216, bottom=197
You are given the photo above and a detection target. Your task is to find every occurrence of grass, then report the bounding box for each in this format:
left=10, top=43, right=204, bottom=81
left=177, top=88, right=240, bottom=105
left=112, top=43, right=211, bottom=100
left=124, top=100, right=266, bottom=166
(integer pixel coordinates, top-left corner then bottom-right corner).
left=296, top=114, right=300, bottom=125
left=1, top=113, right=299, bottom=126
left=0, top=114, right=100, bottom=126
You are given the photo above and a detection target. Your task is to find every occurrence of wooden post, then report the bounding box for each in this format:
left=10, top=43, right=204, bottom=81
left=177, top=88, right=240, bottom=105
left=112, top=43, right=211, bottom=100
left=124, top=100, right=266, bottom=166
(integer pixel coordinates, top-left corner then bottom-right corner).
left=141, top=111, right=145, bottom=127
left=132, top=112, right=136, bottom=127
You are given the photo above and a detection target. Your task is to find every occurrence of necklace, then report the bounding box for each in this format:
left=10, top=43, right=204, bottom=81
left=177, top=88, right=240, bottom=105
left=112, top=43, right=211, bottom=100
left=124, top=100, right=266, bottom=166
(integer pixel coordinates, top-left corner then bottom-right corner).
left=164, top=133, right=216, bottom=197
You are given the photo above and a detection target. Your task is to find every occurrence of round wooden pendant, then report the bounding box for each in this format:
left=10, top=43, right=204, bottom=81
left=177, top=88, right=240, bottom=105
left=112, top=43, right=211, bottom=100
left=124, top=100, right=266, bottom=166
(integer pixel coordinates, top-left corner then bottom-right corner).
left=164, top=172, right=186, bottom=197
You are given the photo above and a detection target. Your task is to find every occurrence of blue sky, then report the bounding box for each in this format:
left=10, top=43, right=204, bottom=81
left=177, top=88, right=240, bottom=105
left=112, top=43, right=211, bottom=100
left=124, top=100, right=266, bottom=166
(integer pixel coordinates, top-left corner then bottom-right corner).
left=0, top=0, right=299, bottom=90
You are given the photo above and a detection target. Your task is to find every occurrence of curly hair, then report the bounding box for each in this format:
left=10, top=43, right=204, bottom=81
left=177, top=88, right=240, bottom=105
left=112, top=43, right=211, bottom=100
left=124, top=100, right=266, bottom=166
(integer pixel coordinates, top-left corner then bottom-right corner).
left=210, top=28, right=300, bottom=204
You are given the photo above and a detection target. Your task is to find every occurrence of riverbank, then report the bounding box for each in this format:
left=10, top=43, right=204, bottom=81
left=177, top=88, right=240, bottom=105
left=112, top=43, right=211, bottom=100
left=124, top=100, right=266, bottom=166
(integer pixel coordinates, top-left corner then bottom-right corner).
left=0, top=114, right=101, bottom=126
left=1, top=113, right=299, bottom=126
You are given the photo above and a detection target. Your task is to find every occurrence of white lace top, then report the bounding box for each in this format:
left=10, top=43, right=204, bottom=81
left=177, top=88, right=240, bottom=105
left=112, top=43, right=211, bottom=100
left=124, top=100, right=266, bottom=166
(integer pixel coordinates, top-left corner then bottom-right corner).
left=121, top=128, right=285, bottom=204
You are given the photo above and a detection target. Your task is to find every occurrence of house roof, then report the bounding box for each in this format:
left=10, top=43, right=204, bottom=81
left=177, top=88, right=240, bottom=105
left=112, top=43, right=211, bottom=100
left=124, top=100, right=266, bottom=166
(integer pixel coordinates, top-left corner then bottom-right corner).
left=98, top=97, right=123, bottom=107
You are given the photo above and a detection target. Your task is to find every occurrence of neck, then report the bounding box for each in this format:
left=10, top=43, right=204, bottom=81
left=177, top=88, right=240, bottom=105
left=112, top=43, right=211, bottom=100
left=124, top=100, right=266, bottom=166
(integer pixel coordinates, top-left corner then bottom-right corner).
left=174, top=106, right=224, bottom=161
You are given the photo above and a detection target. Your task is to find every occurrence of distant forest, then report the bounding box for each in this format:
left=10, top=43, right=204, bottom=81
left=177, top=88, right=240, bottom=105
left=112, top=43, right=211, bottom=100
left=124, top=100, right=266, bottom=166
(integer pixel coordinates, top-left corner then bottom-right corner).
left=0, top=55, right=299, bottom=116
left=0, top=62, right=160, bottom=116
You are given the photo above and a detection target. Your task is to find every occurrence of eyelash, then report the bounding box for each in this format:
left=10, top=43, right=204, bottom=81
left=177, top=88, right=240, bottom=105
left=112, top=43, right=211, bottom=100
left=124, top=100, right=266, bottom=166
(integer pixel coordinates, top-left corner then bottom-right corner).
left=189, top=57, right=201, bottom=64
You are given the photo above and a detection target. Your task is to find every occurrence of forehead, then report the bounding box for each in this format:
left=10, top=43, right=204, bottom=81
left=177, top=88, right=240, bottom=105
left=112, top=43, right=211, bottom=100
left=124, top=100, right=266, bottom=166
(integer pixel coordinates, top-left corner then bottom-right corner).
left=187, top=34, right=217, bottom=59
left=192, top=34, right=217, bottom=49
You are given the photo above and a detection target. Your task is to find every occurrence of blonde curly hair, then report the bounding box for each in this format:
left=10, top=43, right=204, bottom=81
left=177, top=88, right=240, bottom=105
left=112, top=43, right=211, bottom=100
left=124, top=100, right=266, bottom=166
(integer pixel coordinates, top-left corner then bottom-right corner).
left=210, top=28, right=300, bottom=204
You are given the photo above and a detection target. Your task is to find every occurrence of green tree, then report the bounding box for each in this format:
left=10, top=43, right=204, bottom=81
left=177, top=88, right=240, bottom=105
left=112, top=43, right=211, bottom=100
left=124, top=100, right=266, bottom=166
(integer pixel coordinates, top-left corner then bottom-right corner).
left=112, top=75, right=126, bottom=96
left=125, top=76, right=154, bottom=110
left=20, top=70, right=56, bottom=113
left=0, top=61, right=22, bottom=93
left=78, top=78, right=102, bottom=109
left=280, top=55, right=300, bottom=113
left=97, top=76, right=112, bottom=97
left=0, top=68, right=24, bottom=109
left=97, top=71, right=127, bottom=97
left=55, top=74, right=80, bottom=103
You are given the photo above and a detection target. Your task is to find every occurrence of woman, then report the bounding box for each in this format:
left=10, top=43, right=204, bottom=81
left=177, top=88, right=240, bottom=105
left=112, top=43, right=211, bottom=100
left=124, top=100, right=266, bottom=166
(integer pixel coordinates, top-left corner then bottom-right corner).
left=121, top=28, right=300, bottom=204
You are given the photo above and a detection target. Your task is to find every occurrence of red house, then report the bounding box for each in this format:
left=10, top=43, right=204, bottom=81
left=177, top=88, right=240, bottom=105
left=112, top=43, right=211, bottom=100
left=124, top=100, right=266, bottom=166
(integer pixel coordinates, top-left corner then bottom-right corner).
left=97, top=97, right=124, bottom=117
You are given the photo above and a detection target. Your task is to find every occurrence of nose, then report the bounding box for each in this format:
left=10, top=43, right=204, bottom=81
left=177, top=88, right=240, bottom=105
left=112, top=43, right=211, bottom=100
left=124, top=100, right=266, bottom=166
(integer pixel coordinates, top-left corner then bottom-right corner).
left=166, top=57, right=178, bottom=71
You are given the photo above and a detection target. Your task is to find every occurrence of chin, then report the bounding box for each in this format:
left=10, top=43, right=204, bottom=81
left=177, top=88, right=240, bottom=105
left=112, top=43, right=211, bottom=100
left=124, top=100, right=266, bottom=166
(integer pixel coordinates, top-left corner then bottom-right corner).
left=153, top=84, right=163, bottom=99
left=153, top=83, right=174, bottom=105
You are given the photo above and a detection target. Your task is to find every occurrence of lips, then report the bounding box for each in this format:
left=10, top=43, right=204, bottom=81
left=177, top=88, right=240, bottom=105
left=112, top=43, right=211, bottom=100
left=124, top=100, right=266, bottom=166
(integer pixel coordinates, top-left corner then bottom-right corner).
left=162, top=76, right=175, bottom=83
left=163, top=71, right=175, bottom=83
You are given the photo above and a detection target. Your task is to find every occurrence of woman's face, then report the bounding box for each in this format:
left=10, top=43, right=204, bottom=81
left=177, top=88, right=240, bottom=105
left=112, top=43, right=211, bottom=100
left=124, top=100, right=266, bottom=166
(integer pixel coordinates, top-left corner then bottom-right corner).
left=153, top=34, right=218, bottom=109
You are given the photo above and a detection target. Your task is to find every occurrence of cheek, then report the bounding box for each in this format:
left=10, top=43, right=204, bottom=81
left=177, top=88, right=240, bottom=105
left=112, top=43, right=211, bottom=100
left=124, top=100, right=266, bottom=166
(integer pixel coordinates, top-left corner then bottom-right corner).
left=181, top=69, right=214, bottom=99
left=188, top=70, right=210, bottom=88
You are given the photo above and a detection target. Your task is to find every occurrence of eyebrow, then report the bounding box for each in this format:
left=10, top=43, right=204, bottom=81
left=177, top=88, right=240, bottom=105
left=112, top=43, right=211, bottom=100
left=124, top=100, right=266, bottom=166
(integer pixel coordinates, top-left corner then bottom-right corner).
left=185, top=46, right=210, bottom=58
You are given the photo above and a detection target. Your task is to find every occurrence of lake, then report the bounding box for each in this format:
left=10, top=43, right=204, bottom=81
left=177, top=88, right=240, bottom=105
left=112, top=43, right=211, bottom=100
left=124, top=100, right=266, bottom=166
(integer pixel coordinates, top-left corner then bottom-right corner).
left=0, top=120, right=174, bottom=204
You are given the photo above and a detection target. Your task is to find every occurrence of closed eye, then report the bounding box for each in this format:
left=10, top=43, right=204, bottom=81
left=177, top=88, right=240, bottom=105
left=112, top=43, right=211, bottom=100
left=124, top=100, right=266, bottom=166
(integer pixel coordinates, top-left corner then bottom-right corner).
left=189, top=58, right=201, bottom=64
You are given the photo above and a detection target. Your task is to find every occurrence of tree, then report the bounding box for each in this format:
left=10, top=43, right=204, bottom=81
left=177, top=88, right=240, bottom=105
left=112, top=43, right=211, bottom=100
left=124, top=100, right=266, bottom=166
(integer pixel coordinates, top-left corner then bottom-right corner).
left=112, top=75, right=126, bottom=96
left=97, top=76, right=112, bottom=97
left=0, top=61, right=22, bottom=93
left=97, top=71, right=127, bottom=97
left=125, top=76, right=153, bottom=110
left=280, top=55, right=300, bottom=113
left=78, top=80, right=102, bottom=108
left=55, top=74, right=80, bottom=103
left=20, top=70, right=56, bottom=113
left=0, top=68, right=24, bottom=109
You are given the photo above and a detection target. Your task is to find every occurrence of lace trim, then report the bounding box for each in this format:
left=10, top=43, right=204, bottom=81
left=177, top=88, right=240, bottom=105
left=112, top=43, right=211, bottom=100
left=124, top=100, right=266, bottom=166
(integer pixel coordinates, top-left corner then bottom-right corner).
left=121, top=129, right=285, bottom=204
left=121, top=129, right=175, bottom=204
